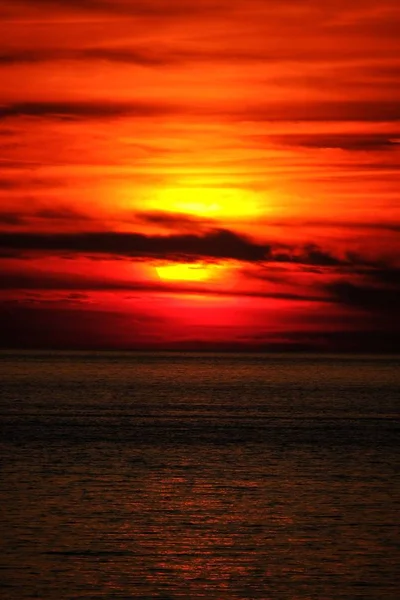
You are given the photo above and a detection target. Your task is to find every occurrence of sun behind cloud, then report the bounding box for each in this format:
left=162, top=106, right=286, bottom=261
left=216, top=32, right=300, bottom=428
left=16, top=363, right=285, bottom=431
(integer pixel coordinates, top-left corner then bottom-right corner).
left=0, top=0, right=399, bottom=352
left=155, top=262, right=223, bottom=283
left=151, top=186, right=263, bottom=220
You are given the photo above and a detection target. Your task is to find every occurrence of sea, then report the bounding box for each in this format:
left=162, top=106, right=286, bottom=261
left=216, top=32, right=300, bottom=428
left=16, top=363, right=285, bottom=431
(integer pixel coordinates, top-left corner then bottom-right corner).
left=0, top=351, right=399, bottom=599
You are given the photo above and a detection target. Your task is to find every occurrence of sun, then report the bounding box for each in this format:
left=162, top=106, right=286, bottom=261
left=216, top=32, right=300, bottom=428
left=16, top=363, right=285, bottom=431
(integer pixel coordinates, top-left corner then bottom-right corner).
left=150, top=186, right=262, bottom=220
left=143, top=184, right=262, bottom=284
left=155, top=262, right=222, bottom=283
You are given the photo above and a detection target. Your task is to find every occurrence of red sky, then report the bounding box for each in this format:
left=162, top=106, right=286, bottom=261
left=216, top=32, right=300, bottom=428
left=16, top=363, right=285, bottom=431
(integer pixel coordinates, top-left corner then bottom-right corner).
left=0, top=0, right=399, bottom=351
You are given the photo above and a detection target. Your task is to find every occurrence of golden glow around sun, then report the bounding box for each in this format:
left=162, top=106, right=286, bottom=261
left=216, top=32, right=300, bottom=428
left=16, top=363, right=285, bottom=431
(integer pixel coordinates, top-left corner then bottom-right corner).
left=155, top=262, right=223, bottom=282
left=150, top=186, right=262, bottom=220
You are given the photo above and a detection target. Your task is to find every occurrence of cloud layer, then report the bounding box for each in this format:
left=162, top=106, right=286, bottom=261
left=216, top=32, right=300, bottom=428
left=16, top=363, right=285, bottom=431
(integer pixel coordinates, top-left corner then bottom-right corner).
left=0, top=0, right=399, bottom=350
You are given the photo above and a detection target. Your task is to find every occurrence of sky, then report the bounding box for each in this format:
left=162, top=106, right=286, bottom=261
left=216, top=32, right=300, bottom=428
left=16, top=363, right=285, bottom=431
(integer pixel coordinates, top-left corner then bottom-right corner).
left=0, top=0, right=399, bottom=351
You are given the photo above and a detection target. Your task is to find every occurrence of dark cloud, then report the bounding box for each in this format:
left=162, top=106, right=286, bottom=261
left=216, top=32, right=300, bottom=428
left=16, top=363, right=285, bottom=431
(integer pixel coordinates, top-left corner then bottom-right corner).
left=80, top=47, right=181, bottom=66
left=0, top=47, right=180, bottom=67
left=319, top=268, right=400, bottom=343
left=369, top=268, right=400, bottom=286
left=0, top=207, right=92, bottom=227
left=0, top=101, right=177, bottom=121
left=1, top=292, right=92, bottom=306
left=271, top=133, right=400, bottom=151
left=240, top=329, right=400, bottom=354
left=0, top=269, right=153, bottom=291
left=0, top=50, right=52, bottom=65
left=1, top=43, right=399, bottom=70
left=11, top=0, right=112, bottom=9
left=269, top=218, right=400, bottom=234
left=0, top=228, right=390, bottom=268
left=0, top=303, right=159, bottom=350
left=0, top=179, right=22, bottom=191
left=0, top=228, right=268, bottom=262
left=78, top=46, right=269, bottom=67
left=10, top=0, right=400, bottom=26
left=0, top=176, right=63, bottom=191
left=1, top=297, right=398, bottom=352
left=230, top=100, right=400, bottom=123
left=65, top=292, right=92, bottom=301
left=1, top=99, right=399, bottom=126
left=8, top=0, right=224, bottom=17
left=0, top=159, right=42, bottom=169
left=327, top=267, right=400, bottom=314
left=135, top=210, right=211, bottom=230
left=0, top=268, right=329, bottom=305
left=272, top=244, right=348, bottom=267
left=317, top=330, right=400, bottom=353
left=0, top=128, right=16, bottom=136
left=2, top=45, right=391, bottom=68
left=35, top=207, right=91, bottom=220
left=328, top=280, right=399, bottom=311
left=0, top=212, right=25, bottom=226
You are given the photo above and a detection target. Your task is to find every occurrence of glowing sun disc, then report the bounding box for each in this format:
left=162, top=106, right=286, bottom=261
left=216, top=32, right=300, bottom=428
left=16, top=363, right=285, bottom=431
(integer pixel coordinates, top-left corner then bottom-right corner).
left=151, top=186, right=262, bottom=219
left=156, top=263, right=220, bottom=282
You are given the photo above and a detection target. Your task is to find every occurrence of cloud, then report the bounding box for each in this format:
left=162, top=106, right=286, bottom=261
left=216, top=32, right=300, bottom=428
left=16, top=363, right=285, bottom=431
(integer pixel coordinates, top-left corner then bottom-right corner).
left=318, top=268, right=400, bottom=339
left=2, top=45, right=394, bottom=69
left=81, top=47, right=179, bottom=66
left=1, top=100, right=399, bottom=131
left=326, top=265, right=400, bottom=314
left=271, top=133, right=400, bottom=151
left=369, top=268, right=400, bottom=286
left=0, top=228, right=390, bottom=269
left=269, top=218, right=400, bottom=234
left=0, top=101, right=177, bottom=121
left=0, top=267, right=329, bottom=305
left=134, top=210, right=212, bottom=230
left=240, top=329, right=400, bottom=354
left=1, top=291, right=93, bottom=306
left=229, top=100, right=400, bottom=123
left=0, top=302, right=161, bottom=350
left=7, top=0, right=224, bottom=18
left=0, top=50, right=53, bottom=65
left=0, top=228, right=268, bottom=262
left=0, top=47, right=181, bottom=67
left=0, top=206, right=93, bottom=227
left=328, top=280, right=399, bottom=312
left=0, top=175, right=63, bottom=191
left=1, top=43, right=399, bottom=70
left=0, top=128, right=16, bottom=136
left=0, top=179, right=23, bottom=191
left=1, top=296, right=398, bottom=352
left=273, top=244, right=347, bottom=267
left=10, top=0, right=111, bottom=9
left=0, top=212, right=25, bottom=225
left=35, top=207, right=92, bottom=220
left=9, top=98, right=399, bottom=126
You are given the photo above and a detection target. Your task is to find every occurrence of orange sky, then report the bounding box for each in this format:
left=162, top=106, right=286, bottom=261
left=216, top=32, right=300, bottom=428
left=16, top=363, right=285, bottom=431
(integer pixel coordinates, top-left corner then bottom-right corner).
left=0, top=0, right=399, bottom=351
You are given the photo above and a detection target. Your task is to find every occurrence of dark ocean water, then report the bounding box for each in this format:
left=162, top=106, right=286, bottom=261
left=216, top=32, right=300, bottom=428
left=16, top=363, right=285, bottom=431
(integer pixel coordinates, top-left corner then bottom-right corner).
left=0, top=351, right=399, bottom=599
